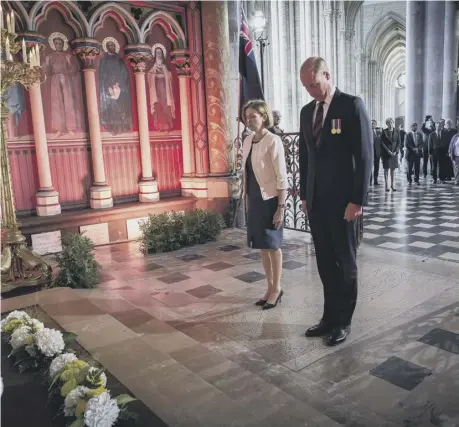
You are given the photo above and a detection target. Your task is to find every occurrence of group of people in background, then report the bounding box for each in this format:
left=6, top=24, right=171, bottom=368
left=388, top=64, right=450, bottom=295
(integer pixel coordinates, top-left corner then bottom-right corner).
left=371, top=116, right=459, bottom=188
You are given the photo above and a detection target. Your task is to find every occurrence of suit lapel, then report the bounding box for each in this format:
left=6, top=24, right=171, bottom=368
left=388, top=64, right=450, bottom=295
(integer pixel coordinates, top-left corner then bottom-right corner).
left=304, top=102, right=315, bottom=149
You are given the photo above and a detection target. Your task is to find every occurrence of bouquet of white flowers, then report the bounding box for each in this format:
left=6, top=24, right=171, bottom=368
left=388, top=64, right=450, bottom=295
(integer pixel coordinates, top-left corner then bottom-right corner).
left=2, top=310, right=137, bottom=426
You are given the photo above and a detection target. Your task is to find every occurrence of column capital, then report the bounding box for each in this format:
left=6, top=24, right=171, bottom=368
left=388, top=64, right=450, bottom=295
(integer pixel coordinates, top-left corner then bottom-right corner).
left=171, top=49, right=191, bottom=77
left=341, top=28, right=355, bottom=41
left=125, top=44, right=152, bottom=73
left=71, top=38, right=101, bottom=70
left=324, top=8, right=342, bottom=21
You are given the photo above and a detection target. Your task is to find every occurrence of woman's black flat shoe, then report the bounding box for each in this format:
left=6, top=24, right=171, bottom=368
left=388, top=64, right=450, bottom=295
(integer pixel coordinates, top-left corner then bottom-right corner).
left=262, top=290, right=283, bottom=310
left=255, top=299, right=268, bottom=306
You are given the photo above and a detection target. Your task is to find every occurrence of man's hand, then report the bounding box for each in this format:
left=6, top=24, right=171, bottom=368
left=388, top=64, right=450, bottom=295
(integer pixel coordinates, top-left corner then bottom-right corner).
left=344, top=203, right=362, bottom=222
left=301, top=200, right=308, bottom=218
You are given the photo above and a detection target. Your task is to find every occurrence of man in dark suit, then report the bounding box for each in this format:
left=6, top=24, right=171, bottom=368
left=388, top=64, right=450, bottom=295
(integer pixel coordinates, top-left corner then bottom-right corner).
left=404, top=122, right=424, bottom=184
left=371, top=120, right=382, bottom=185
left=429, top=121, right=447, bottom=183
left=299, top=57, right=372, bottom=346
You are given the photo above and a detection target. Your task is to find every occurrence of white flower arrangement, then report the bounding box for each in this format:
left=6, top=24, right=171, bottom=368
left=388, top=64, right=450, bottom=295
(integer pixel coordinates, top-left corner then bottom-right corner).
left=49, top=353, right=78, bottom=379
left=84, top=392, right=120, bottom=427
left=33, top=328, right=65, bottom=358
left=2, top=310, right=137, bottom=426
left=1, top=310, right=32, bottom=333
left=10, top=318, right=44, bottom=349
left=64, top=385, right=90, bottom=417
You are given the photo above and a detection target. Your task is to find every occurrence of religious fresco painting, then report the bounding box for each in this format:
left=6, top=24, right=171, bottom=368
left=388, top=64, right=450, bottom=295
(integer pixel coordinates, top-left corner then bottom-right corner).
left=38, top=9, right=87, bottom=140
left=148, top=44, right=176, bottom=131
left=5, top=84, right=32, bottom=139
left=99, top=37, right=133, bottom=135
left=146, top=25, right=181, bottom=133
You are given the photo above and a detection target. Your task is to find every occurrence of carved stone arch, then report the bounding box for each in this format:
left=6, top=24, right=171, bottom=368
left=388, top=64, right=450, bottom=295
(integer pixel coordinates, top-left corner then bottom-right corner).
left=30, top=1, right=90, bottom=37
left=365, top=11, right=406, bottom=62
left=140, top=11, right=187, bottom=49
left=344, top=1, right=364, bottom=30
left=88, top=2, right=141, bottom=43
left=4, top=1, right=31, bottom=32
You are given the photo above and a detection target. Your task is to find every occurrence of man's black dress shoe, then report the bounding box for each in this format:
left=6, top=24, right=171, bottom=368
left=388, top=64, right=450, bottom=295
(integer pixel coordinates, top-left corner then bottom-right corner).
left=305, top=321, right=331, bottom=337
left=326, top=326, right=350, bottom=346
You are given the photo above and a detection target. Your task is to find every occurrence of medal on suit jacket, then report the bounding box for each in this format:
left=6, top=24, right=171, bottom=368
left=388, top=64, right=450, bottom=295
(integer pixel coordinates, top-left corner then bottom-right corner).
left=331, top=118, right=342, bottom=134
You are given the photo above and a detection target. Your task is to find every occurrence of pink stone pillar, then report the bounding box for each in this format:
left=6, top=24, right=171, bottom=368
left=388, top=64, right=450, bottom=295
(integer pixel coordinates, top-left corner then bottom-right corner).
left=201, top=1, right=233, bottom=176
left=186, top=1, right=210, bottom=176
left=73, top=40, right=113, bottom=209
left=172, top=50, right=195, bottom=177
left=126, top=46, right=159, bottom=202
left=29, top=83, right=61, bottom=216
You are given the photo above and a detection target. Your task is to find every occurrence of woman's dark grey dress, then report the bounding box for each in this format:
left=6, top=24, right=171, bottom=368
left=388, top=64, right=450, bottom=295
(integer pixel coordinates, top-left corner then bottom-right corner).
left=246, top=142, right=283, bottom=249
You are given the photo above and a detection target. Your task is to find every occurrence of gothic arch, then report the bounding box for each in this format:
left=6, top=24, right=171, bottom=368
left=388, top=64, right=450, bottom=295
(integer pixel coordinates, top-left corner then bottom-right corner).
left=88, top=2, right=141, bottom=43
left=344, top=1, right=364, bottom=30
left=4, top=1, right=30, bottom=32
left=30, top=1, right=89, bottom=37
left=140, top=11, right=187, bottom=49
left=365, top=11, right=405, bottom=63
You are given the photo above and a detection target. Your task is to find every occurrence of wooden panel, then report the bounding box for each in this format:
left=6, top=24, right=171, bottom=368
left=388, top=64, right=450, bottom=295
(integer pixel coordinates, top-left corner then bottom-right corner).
left=150, top=138, right=183, bottom=194
left=49, top=144, right=92, bottom=209
left=8, top=147, right=39, bottom=213
left=103, top=142, right=142, bottom=201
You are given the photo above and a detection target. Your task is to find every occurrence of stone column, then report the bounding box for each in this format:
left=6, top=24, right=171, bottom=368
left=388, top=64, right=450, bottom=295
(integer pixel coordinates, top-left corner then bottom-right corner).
left=442, top=1, right=458, bottom=120
left=30, top=83, right=61, bottom=216
left=201, top=1, right=232, bottom=176
left=343, top=29, right=355, bottom=93
left=424, top=1, right=445, bottom=119
left=323, top=8, right=334, bottom=76
left=125, top=45, right=159, bottom=203
left=405, top=1, right=425, bottom=126
left=171, top=50, right=195, bottom=177
left=186, top=1, right=210, bottom=177
left=72, top=39, right=113, bottom=209
left=23, top=36, right=61, bottom=216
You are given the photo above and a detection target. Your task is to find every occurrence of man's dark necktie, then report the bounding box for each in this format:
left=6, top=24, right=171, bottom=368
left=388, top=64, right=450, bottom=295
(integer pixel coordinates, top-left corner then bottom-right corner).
left=313, top=101, right=324, bottom=146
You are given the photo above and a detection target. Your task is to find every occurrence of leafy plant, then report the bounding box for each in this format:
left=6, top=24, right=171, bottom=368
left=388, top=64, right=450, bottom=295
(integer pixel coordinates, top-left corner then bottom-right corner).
left=54, top=233, right=101, bottom=289
left=139, top=209, right=225, bottom=254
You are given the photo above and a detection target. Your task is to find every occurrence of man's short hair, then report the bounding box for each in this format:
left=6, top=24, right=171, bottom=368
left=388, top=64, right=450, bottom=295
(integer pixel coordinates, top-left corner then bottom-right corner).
left=411, top=122, right=418, bottom=127
left=300, top=57, right=329, bottom=75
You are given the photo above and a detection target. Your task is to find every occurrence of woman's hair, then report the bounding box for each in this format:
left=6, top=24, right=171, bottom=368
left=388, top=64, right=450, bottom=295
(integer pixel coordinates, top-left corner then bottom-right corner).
left=242, top=99, right=274, bottom=128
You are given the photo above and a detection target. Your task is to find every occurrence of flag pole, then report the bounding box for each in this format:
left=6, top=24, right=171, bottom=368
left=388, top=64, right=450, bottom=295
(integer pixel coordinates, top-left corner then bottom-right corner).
left=232, top=74, right=243, bottom=228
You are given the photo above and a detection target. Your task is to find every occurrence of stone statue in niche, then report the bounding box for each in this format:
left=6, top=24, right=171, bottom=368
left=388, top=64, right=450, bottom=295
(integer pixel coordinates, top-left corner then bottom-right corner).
left=44, top=32, right=83, bottom=138
left=99, top=37, right=133, bottom=135
left=147, top=44, right=175, bottom=131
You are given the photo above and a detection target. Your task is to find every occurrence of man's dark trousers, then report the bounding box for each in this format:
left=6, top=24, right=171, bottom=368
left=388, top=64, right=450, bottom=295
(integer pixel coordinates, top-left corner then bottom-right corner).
left=407, top=155, right=421, bottom=182
left=308, top=194, right=358, bottom=328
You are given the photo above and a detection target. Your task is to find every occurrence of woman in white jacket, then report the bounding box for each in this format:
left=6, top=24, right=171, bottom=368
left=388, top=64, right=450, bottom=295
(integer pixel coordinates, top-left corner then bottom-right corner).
left=242, top=100, right=288, bottom=310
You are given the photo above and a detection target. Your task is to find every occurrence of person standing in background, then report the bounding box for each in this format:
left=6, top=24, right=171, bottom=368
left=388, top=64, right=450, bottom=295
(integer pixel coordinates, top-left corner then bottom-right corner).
left=371, top=120, right=382, bottom=185
left=380, top=118, right=401, bottom=191
left=421, top=115, right=435, bottom=178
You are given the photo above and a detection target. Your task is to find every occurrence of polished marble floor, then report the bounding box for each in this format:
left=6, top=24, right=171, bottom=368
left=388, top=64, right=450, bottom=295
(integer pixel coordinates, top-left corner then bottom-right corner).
left=14, top=220, right=453, bottom=426
left=364, top=170, right=459, bottom=263
left=4, top=176, right=458, bottom=426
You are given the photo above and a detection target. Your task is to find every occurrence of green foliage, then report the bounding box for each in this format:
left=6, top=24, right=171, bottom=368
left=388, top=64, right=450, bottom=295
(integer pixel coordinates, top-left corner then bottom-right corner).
left=139, top=209, right=225, bottom=254
left=54, top=233, right=101, bottom=289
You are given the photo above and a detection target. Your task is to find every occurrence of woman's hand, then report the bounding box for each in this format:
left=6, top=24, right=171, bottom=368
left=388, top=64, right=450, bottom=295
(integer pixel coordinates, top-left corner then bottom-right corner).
left=273, top=207, right=284, bottom=229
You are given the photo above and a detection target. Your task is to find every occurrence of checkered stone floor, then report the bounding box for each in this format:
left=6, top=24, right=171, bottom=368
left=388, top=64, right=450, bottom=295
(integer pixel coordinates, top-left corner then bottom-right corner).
left=364, top=174, right=459, bottom=263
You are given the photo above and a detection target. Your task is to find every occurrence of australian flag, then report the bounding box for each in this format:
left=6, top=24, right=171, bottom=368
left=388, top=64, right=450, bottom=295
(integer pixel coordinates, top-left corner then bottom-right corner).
left=239, top=7, right=264, bottom=120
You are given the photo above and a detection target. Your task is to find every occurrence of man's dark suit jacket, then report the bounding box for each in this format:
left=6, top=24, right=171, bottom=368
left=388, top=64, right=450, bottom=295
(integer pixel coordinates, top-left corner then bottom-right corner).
left=405, top=131, right=424, bottom=159
left=429, top=131, right=450, bottom=154
left=299, top=88, right=373, bottom=213
left=373, top=128, right=382, bottom=157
